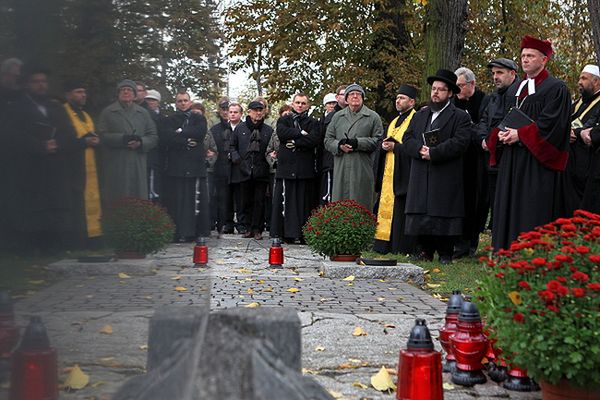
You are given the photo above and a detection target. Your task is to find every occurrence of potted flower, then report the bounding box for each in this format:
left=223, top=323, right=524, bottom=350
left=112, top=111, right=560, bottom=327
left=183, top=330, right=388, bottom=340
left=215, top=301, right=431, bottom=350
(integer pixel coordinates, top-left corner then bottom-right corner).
left=104, top=197, right=175, bottom=258
left=477, top=210, right=600, bottom=399
left=303, top=199, right=376, bottom=261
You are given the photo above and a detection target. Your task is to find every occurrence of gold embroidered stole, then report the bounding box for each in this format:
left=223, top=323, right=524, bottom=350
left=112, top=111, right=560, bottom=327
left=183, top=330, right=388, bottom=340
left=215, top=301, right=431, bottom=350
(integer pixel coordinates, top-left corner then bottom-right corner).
left=64, top=103, right=103, bottom=237
left=375, top=109, right=415, bottom=241
left=572, top=96, right=600, bottom=129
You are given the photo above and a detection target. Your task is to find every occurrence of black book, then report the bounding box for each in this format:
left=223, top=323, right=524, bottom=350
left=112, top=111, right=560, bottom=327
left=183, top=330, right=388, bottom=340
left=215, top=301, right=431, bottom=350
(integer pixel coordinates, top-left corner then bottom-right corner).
left=497, top=107, right=534, bottom=131
left=422, top=128, right=441, bottom=147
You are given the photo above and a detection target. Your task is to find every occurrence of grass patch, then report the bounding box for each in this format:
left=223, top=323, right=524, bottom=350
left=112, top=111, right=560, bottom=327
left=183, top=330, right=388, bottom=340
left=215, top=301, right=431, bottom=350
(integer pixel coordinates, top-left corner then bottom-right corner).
left=363, top=232, right=493, bottom=298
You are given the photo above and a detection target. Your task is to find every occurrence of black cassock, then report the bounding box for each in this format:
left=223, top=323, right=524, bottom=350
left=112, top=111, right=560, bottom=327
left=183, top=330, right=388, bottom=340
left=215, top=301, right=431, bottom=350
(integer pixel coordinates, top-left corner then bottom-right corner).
left=487, top=70, right=571, bottom=250
left=562, top=91, right=600, bottom=215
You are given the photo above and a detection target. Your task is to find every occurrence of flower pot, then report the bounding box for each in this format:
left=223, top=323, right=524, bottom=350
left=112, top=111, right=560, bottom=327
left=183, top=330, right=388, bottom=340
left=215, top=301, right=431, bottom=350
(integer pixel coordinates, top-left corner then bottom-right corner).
left=329, top=254, right=359, bottom=262
left=540, top=379, right=600, bottom=400
left=115, top=251, right=146, bottom=259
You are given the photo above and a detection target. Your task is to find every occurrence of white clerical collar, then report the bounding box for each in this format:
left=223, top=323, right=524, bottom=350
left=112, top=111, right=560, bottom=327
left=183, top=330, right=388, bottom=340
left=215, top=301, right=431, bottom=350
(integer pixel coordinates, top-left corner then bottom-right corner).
left=431, top=101, right=450, bottom=124
left=515, top=78, right=536, bottom=98
left=230, top=122, right=239, bottom=130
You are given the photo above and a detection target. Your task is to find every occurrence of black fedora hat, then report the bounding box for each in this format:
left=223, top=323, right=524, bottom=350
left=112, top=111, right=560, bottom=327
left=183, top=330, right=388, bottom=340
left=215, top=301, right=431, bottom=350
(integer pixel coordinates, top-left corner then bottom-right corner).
left=427, top=69, right=460, bottom=94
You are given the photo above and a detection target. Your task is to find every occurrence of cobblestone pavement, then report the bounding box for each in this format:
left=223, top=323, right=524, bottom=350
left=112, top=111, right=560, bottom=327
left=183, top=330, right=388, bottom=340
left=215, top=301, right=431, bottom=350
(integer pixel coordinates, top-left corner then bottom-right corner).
left=5, top=236, right=541, bottom=400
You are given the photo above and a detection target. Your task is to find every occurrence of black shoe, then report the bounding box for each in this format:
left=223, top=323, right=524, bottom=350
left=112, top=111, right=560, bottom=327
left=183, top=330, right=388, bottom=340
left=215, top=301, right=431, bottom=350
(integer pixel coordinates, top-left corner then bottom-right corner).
left=413, top=251, right=434, bottom=262
left=440, top=256, right=453, bottom=265
left=222, top=227, right=234, bottom=234
left=237, top=227, right=247, bottom=235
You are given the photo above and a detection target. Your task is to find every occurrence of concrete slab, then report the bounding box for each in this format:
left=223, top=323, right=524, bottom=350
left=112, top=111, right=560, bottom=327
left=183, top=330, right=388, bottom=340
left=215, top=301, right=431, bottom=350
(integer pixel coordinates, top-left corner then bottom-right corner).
left=320, top=261, right=424, bottom=285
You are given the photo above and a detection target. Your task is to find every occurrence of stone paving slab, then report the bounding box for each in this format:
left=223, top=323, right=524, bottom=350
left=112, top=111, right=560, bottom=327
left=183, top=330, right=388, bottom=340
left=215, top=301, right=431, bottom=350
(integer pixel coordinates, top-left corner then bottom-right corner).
left=320, top=261, right=424, bottom=284
left=3, top=238, right=541, bottom=399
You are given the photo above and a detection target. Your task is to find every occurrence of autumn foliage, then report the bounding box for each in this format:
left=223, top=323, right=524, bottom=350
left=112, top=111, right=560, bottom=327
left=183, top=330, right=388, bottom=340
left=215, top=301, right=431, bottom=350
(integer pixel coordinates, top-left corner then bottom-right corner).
left=478, top=210, right=600, bottom=388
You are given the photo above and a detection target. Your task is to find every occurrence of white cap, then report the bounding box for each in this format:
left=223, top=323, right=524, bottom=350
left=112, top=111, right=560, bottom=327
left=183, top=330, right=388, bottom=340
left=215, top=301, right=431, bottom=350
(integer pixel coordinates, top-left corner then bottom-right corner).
left=145, top=89, right=161, bottom=102
left=323, top=92, right=337, bottom=105
left=582, top=64, right=600, bottom=78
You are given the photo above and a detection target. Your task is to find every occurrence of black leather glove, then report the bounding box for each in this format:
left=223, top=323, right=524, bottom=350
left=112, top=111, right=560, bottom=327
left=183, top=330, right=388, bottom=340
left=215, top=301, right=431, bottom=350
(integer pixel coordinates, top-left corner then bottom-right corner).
left=338, top=138, right=348, bottom=148
left=347, top=138, right=358, bottom=149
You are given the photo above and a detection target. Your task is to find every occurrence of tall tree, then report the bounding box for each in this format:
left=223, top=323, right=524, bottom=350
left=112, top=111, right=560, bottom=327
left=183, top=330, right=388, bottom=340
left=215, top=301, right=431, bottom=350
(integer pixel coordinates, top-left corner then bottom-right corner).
left=589, top=0, right=600, bottom=64
left=420, top=0, right=468, bottom=101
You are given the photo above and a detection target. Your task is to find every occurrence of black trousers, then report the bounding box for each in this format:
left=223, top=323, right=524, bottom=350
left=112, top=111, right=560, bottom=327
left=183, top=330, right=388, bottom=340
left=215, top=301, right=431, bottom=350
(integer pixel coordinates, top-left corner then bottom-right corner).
left=240, top=179, right=268, bottom=233
left=419, top=235, right=456, bottom=259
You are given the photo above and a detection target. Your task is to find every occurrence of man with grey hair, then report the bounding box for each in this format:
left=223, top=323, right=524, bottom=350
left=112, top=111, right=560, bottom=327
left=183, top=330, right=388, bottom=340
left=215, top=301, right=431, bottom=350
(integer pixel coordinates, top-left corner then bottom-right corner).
left=324, top=83, right=383, bottom=210
left=453, top=66, right=489, bottom=258
left=98, top=79, right=158, bottom=206
left=0, top=57, right=23, bottom=109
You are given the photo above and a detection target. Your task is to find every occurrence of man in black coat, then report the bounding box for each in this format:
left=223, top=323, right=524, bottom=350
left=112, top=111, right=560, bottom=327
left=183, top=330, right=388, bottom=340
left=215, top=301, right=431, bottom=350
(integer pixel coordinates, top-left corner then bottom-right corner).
left=563, top=64, right=600, bottom=215
left=486, top=36, right=571, bottom=251
left=476, top=58, right=520, bottom=231
left=453, top=67, right=489, bottom=258
left=161, top=90, right=216, bottom=242
left=4, top=66, right=80, bottom=253
left=210, top=101, right=235, bottom=236
left=403, top=69, right=473, bottom=264
left=270, top=93, right=321, bottom=242
left=144, top=89, right=168, bottom=204
left=373, top=85, right=418, bottom=255
left=230, top=101, right=272, bottom=240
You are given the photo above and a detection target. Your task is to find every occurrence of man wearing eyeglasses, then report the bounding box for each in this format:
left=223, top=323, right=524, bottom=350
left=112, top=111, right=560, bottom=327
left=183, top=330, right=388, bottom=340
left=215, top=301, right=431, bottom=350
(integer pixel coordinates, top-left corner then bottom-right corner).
left=324, top=83, right=383, bottom=210
left=403, top=69, right=473, bottom=264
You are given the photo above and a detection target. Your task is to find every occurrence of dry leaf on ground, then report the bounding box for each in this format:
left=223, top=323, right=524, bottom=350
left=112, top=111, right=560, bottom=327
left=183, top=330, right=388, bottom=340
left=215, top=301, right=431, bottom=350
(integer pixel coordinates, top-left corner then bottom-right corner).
left=63, top=364, right=90, bottom=390
left=236, top=268, right=252, bottom=273
left=174, top=286, right=188, bottom=292
left=117, top=273, right=131, bottom=279
left=293, top=277, right=304, bottom=282
left=352, top=381, right=369, bottom=389
left=28, top=280, right=46, bottom=285
left=262, top=287, right=273, bottom=292
left=426, top=283, right=441, bottom=288
left=171, top=275, right=182, bottom=280
left=99, top=325, right=113, bottom=334
left=342, top=275, right=355, bottom=281
left=287, top=287, right=300, bottom=293
left=245, top=302, right=260, bottom=308
left=315, top=346, right=325, bottom=352
left=443, top=382, right=455, bottom=390
left=352, top=326, right=367, bottom=336
left=328, top=389, right=344, bottom=399
left=370, top=366, right=396, bottom=392
left=246, top=288, right=254, bottom=294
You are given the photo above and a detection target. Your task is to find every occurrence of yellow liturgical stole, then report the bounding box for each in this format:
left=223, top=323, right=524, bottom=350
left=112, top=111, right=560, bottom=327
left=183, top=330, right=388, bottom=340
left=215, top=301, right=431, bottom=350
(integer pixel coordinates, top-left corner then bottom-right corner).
left=64, top=103, right=103, bottom=238
left=375, top=108, right=415, bottom=242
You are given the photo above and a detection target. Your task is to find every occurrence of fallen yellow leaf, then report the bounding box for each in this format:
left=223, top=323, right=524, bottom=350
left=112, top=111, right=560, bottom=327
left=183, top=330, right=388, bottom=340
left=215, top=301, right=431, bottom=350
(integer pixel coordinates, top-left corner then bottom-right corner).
left=328, top=389, right=344, bottom=399
left=432, top=268, right=441, bottom=273
left=342, top=275, right=355, bottom=282
left=347, top=283, right=354, bottom=286
left=377, top=297, right=385, bottom=302
left=118, top=273, right=131, bottom=279
left=91, top=381, right=107, bottom=388
left=139, top=345, right=148, bottom=351
left=443, top=382, right=455, bottom=390
left=262, top=287, right=273, bottom=292
left=508, top=291, right=522, bottom=305
left=370, top=366, right=396, bottom=392
left=99, top=325, right=113, bottom=334
left=171, top=275, right=182, bottom=280
left=174, top=286, right=188, bottom=292
left=294, top=277, right=304, bottom=282
left=352, top=327, right=367, bottom=337
left=384, top=324, right=396, bottom=329
left=245, top=302, right=260, bottom=308
left=246, top=288, right=254, bottom=294
left=379, top=279, right=386, bottom=282
left=426, top=283, right=441, bottom=288
left=315, top=346, right=325, bottom=352
left=258, top=279, right=265, bottom=284
left=63, top=364, right=89, bottom=390
left=352, top=381, right=369, bottom=389
left=302, top=368, right=318, bottom=375
left=287, top=287, right=300, bottom=293
left=236, top=268, right=252, bottom=274
left=215, top=259, right=225, bottom=265
left=28, top=280, right=46, bottom=285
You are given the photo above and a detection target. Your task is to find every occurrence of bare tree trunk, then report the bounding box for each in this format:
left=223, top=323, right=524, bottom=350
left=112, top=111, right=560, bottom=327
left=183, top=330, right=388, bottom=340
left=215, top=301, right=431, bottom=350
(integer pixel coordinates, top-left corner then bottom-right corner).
left=589, top=0, right=600, bottom=64
left=421, top=0, right=468, bottom=102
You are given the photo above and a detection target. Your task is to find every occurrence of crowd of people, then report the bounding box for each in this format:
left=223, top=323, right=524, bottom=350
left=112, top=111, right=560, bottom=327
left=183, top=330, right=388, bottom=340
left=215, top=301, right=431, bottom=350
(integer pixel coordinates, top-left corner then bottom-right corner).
left=1, top=34, right=599, bottom=261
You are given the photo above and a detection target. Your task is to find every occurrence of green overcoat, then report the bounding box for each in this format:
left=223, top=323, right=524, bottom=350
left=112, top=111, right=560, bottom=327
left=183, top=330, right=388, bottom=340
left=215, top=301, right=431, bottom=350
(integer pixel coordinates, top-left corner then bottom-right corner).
left=97, top=101, right=158, bottom=206
left=324, top=105, right=383, bottom=210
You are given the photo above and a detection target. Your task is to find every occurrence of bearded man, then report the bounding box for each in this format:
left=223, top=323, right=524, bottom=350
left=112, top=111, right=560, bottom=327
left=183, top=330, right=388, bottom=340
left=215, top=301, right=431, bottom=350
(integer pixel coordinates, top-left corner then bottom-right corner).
left=562, top=65, right=600, bottom=214
left=373, top=85, right=418, bottom=255
left=403, top=69, right=473, bottom=264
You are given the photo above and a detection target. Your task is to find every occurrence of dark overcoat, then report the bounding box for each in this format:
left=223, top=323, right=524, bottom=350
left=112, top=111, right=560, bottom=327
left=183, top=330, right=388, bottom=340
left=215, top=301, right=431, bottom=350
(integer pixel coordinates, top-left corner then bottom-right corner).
left=403, top=103, right=473, bottom=218
left=161, top=111, right=209, bottom=178
left=230, top=119, right=272, bottom=184
left=275, top=112, right=321, bottom=179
